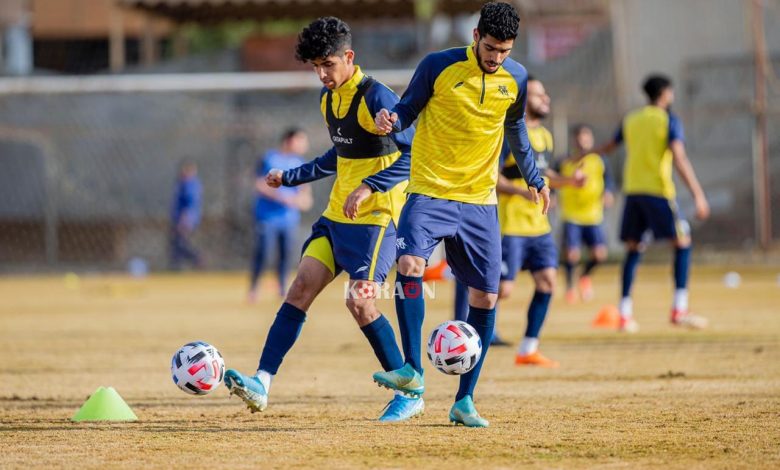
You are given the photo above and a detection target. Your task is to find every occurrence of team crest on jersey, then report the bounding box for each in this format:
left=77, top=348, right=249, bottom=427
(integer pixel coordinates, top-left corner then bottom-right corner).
left=498, top=85, right=509, bottom=96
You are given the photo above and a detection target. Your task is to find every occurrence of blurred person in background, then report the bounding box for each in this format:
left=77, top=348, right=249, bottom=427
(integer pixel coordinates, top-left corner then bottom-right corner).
left=170, top=160, right=202, bottom=270
left=248, top=128, right=313, bottom=302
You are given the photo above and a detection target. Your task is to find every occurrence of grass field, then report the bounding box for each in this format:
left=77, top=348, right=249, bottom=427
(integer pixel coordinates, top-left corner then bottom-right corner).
left=1, top=265, right=779, bottom=469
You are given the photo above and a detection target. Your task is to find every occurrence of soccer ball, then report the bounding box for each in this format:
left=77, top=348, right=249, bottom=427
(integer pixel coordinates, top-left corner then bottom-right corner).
left=171, top=341, right=225, bottom=395
left=426, top=321, right=482, bottom=375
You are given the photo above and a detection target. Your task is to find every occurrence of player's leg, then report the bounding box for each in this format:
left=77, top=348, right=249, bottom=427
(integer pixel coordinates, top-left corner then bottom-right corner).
left=454, top=280, right=469, bottom=322
left=276, top=223, right=295, bottom=297
left=248, top=221, right=271, bottom=302
left=618, top=196, right=647, bottom=332
left=516, top=234, right=559, bottom=367
left=372, top=195, right=457, bottom=397
left=446, top=203, right=501, bottom=427
left=578, top=225, right=607, bottom=301
left=563, top=222, right=582, bottom=304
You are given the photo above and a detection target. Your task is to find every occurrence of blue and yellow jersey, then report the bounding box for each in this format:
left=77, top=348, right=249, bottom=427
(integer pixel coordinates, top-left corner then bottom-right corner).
left=558, top=152, right=611, bottom=225
left=498, top=125, right=553, bottom=236
left=615, top=105, right=684, bottom=200
left=390, top=45, right=544, bottom=205
left=282, top=66, right=414, bottom=227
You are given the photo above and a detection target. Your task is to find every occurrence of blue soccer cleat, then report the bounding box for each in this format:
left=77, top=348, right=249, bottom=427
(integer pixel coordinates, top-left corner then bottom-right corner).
left=224, top=369, right=268, bottom=413
left=449, top=396, right=488, bottom=428
left=378, top=395, right=425, bottom=422
left=372, top=363, right=425, bottom=398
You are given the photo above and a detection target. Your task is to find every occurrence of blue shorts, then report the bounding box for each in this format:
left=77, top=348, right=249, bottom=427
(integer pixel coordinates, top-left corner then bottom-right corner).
left=563, top=222, right=606, bottom=250
left=620, top=195, right=689, bottom=242
left=396, top=194, right=501, bottom=294
left=301, top=216, right=396, bottom=283
left=500, top=233, right=559, bottom=281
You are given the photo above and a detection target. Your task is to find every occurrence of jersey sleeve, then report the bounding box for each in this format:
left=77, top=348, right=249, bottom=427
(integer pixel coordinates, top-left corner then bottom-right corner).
left=281, top=147, right=338, bottom=186
left=668, top=113, right=685, bottom=143
left=391, top=50, right=457, bottom=132
left=361, top=83, right=414, bottom=192
left=503, top=60, right=544, bottom=191
left=601, top=155, right=616, bottom=192
left=613, top=124, right=624, bottom=144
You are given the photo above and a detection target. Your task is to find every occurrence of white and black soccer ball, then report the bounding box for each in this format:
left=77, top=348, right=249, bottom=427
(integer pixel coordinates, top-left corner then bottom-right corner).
left=427, top=321, right=482, bottom=375
left=171, top=341, right=225, bottom=395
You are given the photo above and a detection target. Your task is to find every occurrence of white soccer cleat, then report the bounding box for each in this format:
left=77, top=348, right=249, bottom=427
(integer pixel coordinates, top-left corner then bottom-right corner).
left=618, top=317, right=640, bottom=333
left=671, top=310, right=708, bottom=330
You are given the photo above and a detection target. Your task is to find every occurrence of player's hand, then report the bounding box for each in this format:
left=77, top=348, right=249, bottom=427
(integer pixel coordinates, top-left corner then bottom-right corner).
left=343, top=183, right=373, bottom=220
left=572, top=169, right=587, bottom=188
left=266, top=169, right=283, bottom=188
left=375, top=108, right=398, bottom=135
left=603, top=191, right=615, bottom=209
left=694, top=195, right=710, bottom=220
left=529, top=185, right=552, bottom=215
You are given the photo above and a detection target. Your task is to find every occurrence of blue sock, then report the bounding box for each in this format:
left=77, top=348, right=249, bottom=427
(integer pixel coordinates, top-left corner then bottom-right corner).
left=453, top=280, right=469, bottom=322
left=456, top=306, right=496, bottom=401
left=564, top=261, right=575, bottom=289
left=674, top=246, right=691, bottom=290
left=257, top=302, right=306, bottom=374
left=525, top=291, right=552, bottom=338
left=582, top=258, right=599, bottom=277
left=360, top=314, right=404, bottom=372
left=395, top=273, right=425, bottom=373
left=621, top=250, right=642, bottom=298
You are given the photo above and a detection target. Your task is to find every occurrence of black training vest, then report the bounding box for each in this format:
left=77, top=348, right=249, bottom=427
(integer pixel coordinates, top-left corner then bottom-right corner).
left=325, top=76, right=397, bottom=159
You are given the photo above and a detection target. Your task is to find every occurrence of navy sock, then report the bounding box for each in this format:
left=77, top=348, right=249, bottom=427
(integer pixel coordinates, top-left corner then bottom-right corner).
left=525, top=291, right=552, bottom=338
left=621, top=250, right=642, bottom=298
left=360, top=314, right=404, bottom=372
left=456, top=306, right=496, bottom=401
left=674, top=246, right=691, bottom=289
left=257, top=302, right=306, bottom=374
left=395, top=273, right=425, bottom=373
left=564, top=261, right=575, bottom=289
left=582, top=258, right=600, bottom=277
left=453, top=280, right=469, bottom=322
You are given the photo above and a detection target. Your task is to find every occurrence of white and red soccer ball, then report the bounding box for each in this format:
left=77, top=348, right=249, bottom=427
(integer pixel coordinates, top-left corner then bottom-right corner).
left=171, top=341, right=225, bottom=395
left=427, top=321, right=482, bottom=375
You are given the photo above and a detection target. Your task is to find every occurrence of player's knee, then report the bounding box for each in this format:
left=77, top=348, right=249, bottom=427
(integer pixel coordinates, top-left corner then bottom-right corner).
left=469, top=290, right=497, bottom=309
left=498, top=281, right=513, bottom=300
left=566, top=249, right=581, bottom=263
left=674, top=236, right=691, bottom=249
left=286, top=274, right=319, bottom=308
left=534, top=269, right=556, bottom=293
left=593, top=246, right=608, bottom=262
left=345, top=298, right=378, bottom=326
left=397, top=255, right=425, bottom=277
left=625, top=240, right=644, bottom=252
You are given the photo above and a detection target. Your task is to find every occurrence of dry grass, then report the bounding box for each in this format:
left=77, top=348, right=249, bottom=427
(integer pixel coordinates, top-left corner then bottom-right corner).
left=1, top=265, right=779, bottom=469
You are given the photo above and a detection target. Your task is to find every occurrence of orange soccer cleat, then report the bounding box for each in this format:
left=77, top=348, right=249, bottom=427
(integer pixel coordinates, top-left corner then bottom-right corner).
left=565, top=288, right=578, bottom=304
left=578, top=275, right=594, bottom=301
left=423, top=259, right=449, bottom=282
left=514, top=351, right=560, bottom=368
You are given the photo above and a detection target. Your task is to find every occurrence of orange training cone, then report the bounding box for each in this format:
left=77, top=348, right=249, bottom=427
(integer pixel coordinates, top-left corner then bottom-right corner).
left=592, top=305, right=620, bottom=328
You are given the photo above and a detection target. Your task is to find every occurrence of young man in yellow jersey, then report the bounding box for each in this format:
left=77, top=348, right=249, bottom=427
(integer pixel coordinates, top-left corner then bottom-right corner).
left=224, top=17, right=423, bottom=422
left=600, top=74, right=710, bottom=332
left=367, top=2, right=551, bottom=427
left=557, top=124, right=615, bottom=304
left=496, top=77, right=584, bottom=368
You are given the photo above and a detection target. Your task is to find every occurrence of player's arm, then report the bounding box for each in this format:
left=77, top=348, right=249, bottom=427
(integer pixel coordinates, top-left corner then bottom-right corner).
left=375, top=53, right=441, bottom=134
left=593, top=126, right=623, bottom=156
left=267, top=147, right=338, bottom=188
left=504, top=70, right=550, bottom=213
left=601, top=155, right=616, bottom=208
left=495, top=140, right=534, bottom=200
left=545, top=168, right=585, bottom=189
left=668, top=116, right=709, bottom=220
left=295, top=184, right=314, bottom=211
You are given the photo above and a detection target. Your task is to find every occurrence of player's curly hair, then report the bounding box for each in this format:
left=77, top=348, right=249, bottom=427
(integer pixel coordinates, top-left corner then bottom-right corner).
left=477, top=2, right=520, bottom=41
left=295, top=17, right=352, bottom=63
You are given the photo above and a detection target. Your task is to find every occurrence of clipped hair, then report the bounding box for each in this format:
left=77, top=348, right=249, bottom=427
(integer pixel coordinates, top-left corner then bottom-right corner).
left=642, top=74, right=672, bottom=102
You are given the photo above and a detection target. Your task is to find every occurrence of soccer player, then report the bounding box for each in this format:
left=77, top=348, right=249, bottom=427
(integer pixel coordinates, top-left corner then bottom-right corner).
left=557, top=124, right=614, bottom=304
left=169, top=160, right=202, bottom=270
left=495, top=77, right=583, bottom=368
left=366, top=2, right=551, bottom=427
left=248, top=128, right=313, bottom=302
left=599, top=74, right=710, bottom=332
left=224, top=17, right=422, bottom=422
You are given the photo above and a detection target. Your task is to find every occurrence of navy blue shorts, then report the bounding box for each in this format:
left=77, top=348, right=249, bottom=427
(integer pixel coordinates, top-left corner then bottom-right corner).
left=500, top=233, right=559, bottom=281
left=301, top=216, right=396, bottom=283
left=620, top=195, right=689, bottom=242
left=396, top=194, right=501, bottom=294
left=563, top=222, right=606, bottom=250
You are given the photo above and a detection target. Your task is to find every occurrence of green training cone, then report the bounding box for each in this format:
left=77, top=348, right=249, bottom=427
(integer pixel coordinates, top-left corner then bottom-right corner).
left=71, top=386, right=138, bottom=422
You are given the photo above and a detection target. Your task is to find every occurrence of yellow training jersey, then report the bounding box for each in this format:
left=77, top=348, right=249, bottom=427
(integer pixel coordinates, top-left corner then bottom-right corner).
left=282, top=67, right=412, bottom=227
left=617, top=105, right=684, bottom=200
left=390, top=45, right=545, bottom=205
left=498, top=125, right=553, bottom=236
left=558, top=153, right=607, bottom=225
